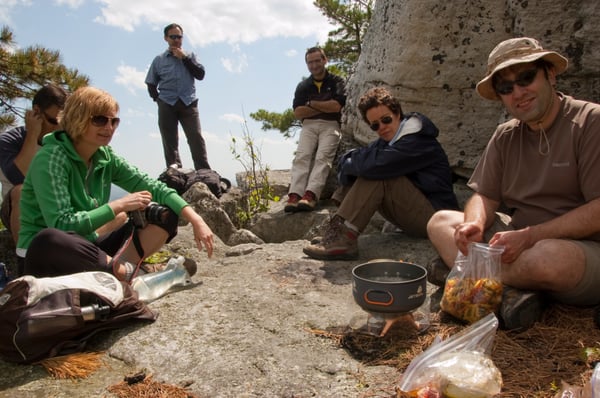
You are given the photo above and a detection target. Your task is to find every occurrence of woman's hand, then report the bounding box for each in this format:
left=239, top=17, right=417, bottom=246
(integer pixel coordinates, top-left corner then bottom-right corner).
left=181, top=206, right=214, bottom=257
left=109, top=191, right=153, bottom=214
left=96, top=212, right=128, bottom=237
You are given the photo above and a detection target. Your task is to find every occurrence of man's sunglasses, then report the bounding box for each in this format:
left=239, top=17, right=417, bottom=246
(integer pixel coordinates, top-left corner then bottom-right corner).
left=168, top=35, right=183, bottom=40
left=90, top=115, right=120, bottom=128
left=369, top=115, right=393, bottom=131
left=43, top=112, right=59, bottom=126
left=493, top=68, right=539, bottom=96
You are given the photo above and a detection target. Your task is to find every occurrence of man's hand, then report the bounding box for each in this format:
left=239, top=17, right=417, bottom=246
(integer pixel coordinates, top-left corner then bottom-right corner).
left=453, top=222, right=484, bottom=255
left=489, top=227, right=534, bottom=263
left=24, top=109, right=44, bottom=144
left=170, top=47, right=186, bottom=59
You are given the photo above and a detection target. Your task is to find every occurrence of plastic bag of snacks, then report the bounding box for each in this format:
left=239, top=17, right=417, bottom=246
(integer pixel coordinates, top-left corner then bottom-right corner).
left=441, top=243, right=504, bottom=324
left=398, top=313, right=502, bottom=397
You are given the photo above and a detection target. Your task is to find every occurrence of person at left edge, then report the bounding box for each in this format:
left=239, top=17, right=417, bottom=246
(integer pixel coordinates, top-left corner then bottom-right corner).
left=0, top=84, right=68, bottom=245
left=145, top=23, right=210, bottom=170
left=16, top=86, right=214, bottom=280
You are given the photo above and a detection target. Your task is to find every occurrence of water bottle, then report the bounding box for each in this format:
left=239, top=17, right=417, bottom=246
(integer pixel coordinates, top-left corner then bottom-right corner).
left=131, top=256, right=192, bottom=303
left=24, top=303, right=110, bottom=337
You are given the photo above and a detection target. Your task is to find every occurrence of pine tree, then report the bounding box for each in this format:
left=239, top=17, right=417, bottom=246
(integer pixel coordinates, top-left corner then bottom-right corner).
left=0, top=26, right=89, bottom=130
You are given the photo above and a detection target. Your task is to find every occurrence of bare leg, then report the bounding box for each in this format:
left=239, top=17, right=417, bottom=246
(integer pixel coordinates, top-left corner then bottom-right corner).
left=426, top=210, right=463, bottom=268
left=501, top=239, right=585, bottom=292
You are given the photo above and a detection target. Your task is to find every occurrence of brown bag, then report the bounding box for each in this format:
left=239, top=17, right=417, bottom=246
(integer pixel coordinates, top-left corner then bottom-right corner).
left=0, top=271, right=157, bottom=364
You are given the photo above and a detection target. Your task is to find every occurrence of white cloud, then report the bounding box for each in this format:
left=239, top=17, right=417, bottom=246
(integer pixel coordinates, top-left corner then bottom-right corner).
left=285, top=49, right=298, bottom=57
left=220, top=113, right=245, bottom=124
left=114, top=64, right=147, bottom=94
left=221, top=44, right=249, bottom=74
left=54, top=0, right=84, bottom=8
left=0, top=0, right=30, bottom=24
left=91, top=0, right=332, bottom=47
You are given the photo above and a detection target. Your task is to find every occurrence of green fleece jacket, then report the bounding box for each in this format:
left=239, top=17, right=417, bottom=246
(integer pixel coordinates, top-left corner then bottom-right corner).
left=17, top=130, right=188, bottom=256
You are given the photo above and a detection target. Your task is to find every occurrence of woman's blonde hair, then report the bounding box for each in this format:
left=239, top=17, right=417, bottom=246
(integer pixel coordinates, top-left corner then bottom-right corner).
left=60, top=86, right=119, bottom=141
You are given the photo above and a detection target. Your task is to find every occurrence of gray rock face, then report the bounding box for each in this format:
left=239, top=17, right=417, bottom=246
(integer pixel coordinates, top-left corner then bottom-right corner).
left=344, top=0, right=600, bottom=176
left=0, top=227, right=436, bottom=398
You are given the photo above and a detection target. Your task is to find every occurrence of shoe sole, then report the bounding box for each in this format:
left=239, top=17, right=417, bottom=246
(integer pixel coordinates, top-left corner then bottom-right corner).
left=296, top=203, right=315, bottom=211
left=302, top=247, right=358, bottom=261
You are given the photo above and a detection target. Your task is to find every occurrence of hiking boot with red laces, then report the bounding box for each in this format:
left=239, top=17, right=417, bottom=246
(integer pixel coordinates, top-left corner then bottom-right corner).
left=284, top=193, right=301, bottom=213
left=499, top=286, right=544, bottom=331
left=297, top=190, right=317, bottom=211
left=303, top=216, right=359, bottom=260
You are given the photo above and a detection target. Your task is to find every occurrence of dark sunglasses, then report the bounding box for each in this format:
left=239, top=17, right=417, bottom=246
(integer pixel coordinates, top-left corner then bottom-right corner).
left=43, top=112, right=59, bottom=126
left=168, top=35, right=183, bottom=40
left=90, top=115, right=120, bottom=128
left=369, top=115, right=394, bottom=131
left=493, top=68, right=539, bottom=96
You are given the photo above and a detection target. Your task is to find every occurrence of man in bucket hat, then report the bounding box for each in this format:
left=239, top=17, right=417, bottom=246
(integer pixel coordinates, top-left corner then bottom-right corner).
left=426, top=37, right=600, bottom=331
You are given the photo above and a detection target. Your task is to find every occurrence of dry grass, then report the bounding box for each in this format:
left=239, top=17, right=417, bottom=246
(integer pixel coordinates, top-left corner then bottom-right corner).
left=310, top=304, right=600, bottom=397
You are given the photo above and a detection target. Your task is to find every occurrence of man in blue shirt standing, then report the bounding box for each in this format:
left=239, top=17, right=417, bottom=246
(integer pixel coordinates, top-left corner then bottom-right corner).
left=145, top=23, right=210, bottom=170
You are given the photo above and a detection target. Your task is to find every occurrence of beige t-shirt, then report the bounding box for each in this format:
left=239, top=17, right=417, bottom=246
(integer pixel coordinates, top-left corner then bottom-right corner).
left=468, top=94, right=600, bottom=234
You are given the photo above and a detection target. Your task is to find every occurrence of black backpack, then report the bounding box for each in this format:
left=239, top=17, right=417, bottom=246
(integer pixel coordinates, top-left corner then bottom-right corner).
left=0, top=272, right=157, bottom=364
left=158, top=167, right=231, bottom=198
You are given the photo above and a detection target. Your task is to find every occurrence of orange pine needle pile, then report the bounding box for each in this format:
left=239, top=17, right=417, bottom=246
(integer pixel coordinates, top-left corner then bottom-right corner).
left=107, top=373, right=200, bottom=398
left=37, top=351, right=106, bottom=379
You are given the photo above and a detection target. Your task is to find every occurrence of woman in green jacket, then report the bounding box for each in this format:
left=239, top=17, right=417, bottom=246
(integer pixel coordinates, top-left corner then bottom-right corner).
left=16, top=86, right=214, bottom=280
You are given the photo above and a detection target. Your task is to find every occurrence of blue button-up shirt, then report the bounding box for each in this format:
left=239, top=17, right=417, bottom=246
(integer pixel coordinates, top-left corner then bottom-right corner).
left=145, top=50, right=204, bottom=106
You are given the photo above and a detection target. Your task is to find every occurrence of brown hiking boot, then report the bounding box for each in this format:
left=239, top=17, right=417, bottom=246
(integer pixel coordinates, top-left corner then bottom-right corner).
left=297, top=190, right=317, bottom=211
left=425, top=256, right=450, bottom=287
left=284, top=193, right=301, bottom=213
left=303, top=216, right=359, bottom=260
left=498, top=286, right=544, bottom=331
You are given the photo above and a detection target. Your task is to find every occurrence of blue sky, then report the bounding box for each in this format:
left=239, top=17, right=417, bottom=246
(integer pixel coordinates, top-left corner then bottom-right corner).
left=1, top=0, right=335, bottom=185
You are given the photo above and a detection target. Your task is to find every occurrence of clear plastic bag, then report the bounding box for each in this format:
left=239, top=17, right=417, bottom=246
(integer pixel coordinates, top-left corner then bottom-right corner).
left=553, top=362, right=600, bottom=398
left=441, top=242, right=505, bottom=323
left=398, top=313, right=502, bottom=397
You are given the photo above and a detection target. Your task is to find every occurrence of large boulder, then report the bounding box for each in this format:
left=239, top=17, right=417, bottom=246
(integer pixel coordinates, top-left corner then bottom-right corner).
left=343, top=0, right=600, bottom=177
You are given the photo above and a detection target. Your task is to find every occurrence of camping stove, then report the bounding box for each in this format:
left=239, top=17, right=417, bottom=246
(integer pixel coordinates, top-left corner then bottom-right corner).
left=368, top=311, right=419, bottom=337
left=351, top=309, right=427, bottom=337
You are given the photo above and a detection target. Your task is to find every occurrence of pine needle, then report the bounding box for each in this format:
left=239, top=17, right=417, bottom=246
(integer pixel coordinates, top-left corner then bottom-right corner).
left=107, top=373, right=199, bottom=398
left=37, top=351, right=106, bottom=379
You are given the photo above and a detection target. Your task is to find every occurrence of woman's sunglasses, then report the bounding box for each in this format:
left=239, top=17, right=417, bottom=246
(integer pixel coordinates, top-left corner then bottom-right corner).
left=369, top=115, right=393, bottom=131
left=90, top=115, right=120, bottom=128
left=493, top=68, right=539, bottom=96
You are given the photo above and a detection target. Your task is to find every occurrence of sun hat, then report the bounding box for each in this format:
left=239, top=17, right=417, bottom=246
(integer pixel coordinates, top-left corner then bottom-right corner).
left=476, top=37, right=568, bottom=100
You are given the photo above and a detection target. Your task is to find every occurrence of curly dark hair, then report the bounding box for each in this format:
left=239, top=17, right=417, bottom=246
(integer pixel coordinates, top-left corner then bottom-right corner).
left=357, top=87, right=403, bottom=125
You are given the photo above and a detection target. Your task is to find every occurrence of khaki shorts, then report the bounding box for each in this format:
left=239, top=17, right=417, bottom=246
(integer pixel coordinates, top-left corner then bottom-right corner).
left=487, top=213, right=600, bottom=306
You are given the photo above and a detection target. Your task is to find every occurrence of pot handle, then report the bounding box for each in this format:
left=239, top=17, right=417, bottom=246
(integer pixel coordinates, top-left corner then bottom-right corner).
left=363, top=290, right=394, bottom=306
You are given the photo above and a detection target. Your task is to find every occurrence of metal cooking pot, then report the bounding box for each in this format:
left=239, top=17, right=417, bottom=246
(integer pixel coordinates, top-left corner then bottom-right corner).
left=352, top=260, right=427, bottom=314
